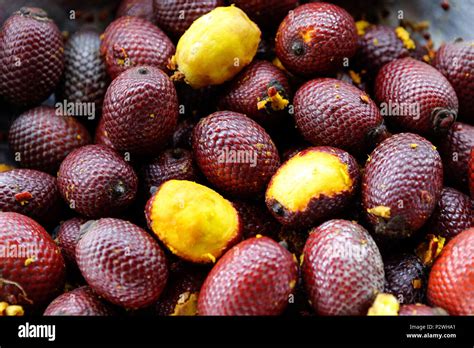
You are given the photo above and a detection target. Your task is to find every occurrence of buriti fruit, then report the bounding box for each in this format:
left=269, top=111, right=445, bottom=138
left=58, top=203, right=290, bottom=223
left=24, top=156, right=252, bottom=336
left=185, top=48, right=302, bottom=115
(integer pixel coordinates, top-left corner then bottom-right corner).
left=146, top=180, right=241, bottom=263
left=275, top=3, right=357, bottom=76
left=293, top=78, right=387, bottom=154
left=398, top=303, right=448, bottom=316
left=362, top=133, right=443, bottom=240
left=198, top=236, right=298, bottom=316
left=302, top=220, right=385, bottom=316
left=266, top=147, right=359, bottom=228
left=170, top=5, right=260, bottom=89
left=101, top=66, right=178, bottom=156
left=57, top=145, right=138, bottom=218
left=384, top=253, right=428, bottom=304
left=469, top=149, right=474, bottom=198
left=153, top=0, right=223, bottom=39
left=217, top=60, right=292, bottom=127
left=44, top=286, right=115, bottom=316
left=192, top=111, right=280, bottom=197
left=427, top=228, right=474, bottom=315
left=94, top=117, right=115, bottom=149
left=233, top=199, right=280, bottom=239
left=0, top=169, right=62, bottom=226
left=8, top=106, right=91, bottom=174
left=232, top=0, right=298, bottom=31
left=116, top=0, right=154, bottom=23
left=55, top=217, right=87, bottom=267
left=0, top=212, right=65, bottom=307
left=100, top=16, right=175, bottom=79
left=0, top=7, right=64, bottom=107
left=375, top=57, right=458, bottom=135
left=424, top=187, right=473, bottom=240
left=75, top=218, right=168, bottom=309
left=58, top=28, right=108, bottom=116
left=433, top=40, right=474, bottom=120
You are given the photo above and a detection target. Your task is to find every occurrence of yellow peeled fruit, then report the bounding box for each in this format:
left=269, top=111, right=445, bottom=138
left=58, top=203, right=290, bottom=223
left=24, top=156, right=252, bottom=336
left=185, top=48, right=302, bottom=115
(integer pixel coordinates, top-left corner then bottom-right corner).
left=171, top=5, right=261, bottom=89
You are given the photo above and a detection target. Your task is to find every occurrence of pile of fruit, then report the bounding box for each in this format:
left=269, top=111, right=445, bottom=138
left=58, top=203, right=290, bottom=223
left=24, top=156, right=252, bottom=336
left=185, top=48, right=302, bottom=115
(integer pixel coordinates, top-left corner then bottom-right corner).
left=0, top=0, right=472, bottom=317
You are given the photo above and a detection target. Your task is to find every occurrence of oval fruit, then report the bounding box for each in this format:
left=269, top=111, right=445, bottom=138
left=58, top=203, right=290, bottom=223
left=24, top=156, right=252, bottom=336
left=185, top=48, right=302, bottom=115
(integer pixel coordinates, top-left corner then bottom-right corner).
left=232, top=0, right=298, bottom=30
left=55, top=217, right=87, bottom=267
left=198, top=236, right=298, bottom=315
left=266, top=146, right=359, bottom=228
left=117, top=0, right=154, bottom=22
left=146, top=180, right=241, bottom=263
left=398, top=303, right=448, bottom=316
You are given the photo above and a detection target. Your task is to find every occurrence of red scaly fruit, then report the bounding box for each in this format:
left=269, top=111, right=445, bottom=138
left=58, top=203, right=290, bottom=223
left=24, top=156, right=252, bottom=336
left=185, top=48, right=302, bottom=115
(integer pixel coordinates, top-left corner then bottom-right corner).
left=375, top=57, right=458, bottom=135
left=0, top=169, right=62, bottom=226
left=232, top=0, right=298, bottom=31
left=192, top=111, right=280, bottom=197
left=100, top=16, right=175, bottom=79
left=275, top=2, right=358, bottom=76
left=0, top=212, right=65, bottom=307
left=302, top=220, right=385, bottom=316
left=469, top=148, right=474, bottom=198
left=218, top=60, right=292, bottom=127
left=363, top=133, right=443, bottom=240
left=153, top=0, right=223, bottom=39
left=438, top=122, right=474, bottom=191
left=0, top=7, right=64, bottom=107
left=75, top=218, right=168, bottom=309
left=44, top=286, right=115, bottom=316
left=232, top=199, right=280, bottom=239
left=198, top=236, right=298, bottom=316
left=55, top=217, right=87, bottom=267
left=116, top=0, right=154, bottom=23
left=424, top=187, right=473, bottom=241
left=94, top=116, right=115, bottom=149
left=427, top=228, right=474, bottom=315
left=57, top=145, right=138, bottom=218
left=433, top=40, right=474, bottom=120
left=398, top=303, right=448, bottom=316
left=293, top=78, right=387, bottom=154
left=101, top=66, right=178, bottom=156
left=8, top=106, right=91, bottom=174
left=172, top=117, right=196, bottom=149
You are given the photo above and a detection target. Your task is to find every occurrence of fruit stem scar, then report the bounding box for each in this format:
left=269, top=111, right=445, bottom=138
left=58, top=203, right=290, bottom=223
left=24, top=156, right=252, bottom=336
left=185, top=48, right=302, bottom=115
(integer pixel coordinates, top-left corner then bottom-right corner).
left=0, top=278, right=33, bottom=305
left=431, top=107, right=457, bottom=134
left=291, top=40, right=305, bottom=56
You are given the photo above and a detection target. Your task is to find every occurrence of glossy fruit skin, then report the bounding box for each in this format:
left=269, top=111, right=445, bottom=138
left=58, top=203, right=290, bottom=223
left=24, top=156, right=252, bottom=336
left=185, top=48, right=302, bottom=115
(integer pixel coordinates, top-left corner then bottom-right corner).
left=8, top=106, right=91, bottom=174
left=438, top=122, right=474, bottom=191
left=0, top=212, right=65, bottom=307
left=427, top=228, right=474, bottom=315
left=232, top=0, right=298, bottom=31
left=76, top=218, right=168, bottom=309
left=44, top=286, right=114, bottom=316
left=375, top=58, right=458, bottom=135
left=192, top=111, right=280, bottom=197
left=117, top=0, right=154, bottom=23
left=153, top=0, right=223, bottom=39
left=218, top=60, right=291, bottom=127
left=100, top=16, right=175, bottom=79
left=172, top=118, right=196, bottom=149
left=56, top=217, right=87, bottom=267
left=233, top=199, right=280, bottom=239
left=0, top=7, right=64, bottom=107
left=398, top=303, right=448, bottom=316
left=362, top=133, right=443, bottom=240
left=101, top=66, right=178, bottom=156
left=198, top=236, right=298, bottom=316
left=0, top=169, right=62, bottom=226
left=275, top=3, right=357, bottom=76
left=302, top=220, right=385, bottom=316
left=433, top=41, right=474, bottom=119
left=141, top=148, right=198, bottom=196
left=469, top=148, right=474, bottom=198
left=384, top=253, right=427, bottom=304
left=57, top=145, right=138, bottom=218
left=424, top=187, right=473, bottom=240
left=58, top=28, right=108, bottom=117
left=94, top=116, right=115, bottom=149
left=293, top=78, right=385, bottom=154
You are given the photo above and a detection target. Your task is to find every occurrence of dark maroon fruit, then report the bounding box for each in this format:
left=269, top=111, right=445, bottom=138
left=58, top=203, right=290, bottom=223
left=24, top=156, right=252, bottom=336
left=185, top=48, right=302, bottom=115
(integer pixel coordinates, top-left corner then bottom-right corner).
left=398, top=303, right=448, bottom=316
left=232, top=0, right=298, bottom=31
left=233, top=199, right=280, bottom=239
left=94, top=116, right=115, bottom=149
left=56, top=217, right=88, bottom=267
left=117, top=0, right=154, bottom=23
left=172, top=117, right=196, bottom=149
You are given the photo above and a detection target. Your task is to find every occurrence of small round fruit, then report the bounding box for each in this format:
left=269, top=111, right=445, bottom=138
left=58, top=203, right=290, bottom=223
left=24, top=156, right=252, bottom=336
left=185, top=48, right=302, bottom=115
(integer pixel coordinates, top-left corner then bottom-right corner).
left=217, top=60, right=291, bottom=127
left=117, top=0, right=154, bottom=22
left=266, top=147, right=360, bottom=228
left=198, top=236, right=298, bottom=315
left=302, top=220, right=385, bottom=316
left=375, top=57, right=458, bottom=135
left=75, top=218, right=168, bottom=309
left=293, top=78, right=386, bottom=153
left=44, top=286, right=114, bottom=316
left=100, top=16, right=175, bottom=79
left=0, top=212, right=65, bottom=307
left=362, top=133, right=443, bottom=240
left=170, top=6, right=260, bottom=89
left=8, top=106, right=91, bottom=174
left=192, top=111, right=280, bottom=197
left=146, top=180, right=241, bottom=263
left=101, top=66, right=178, bottom=156
left=232, top=0, right=298, bottom=31
left=275, top=3, right=357, bottom=76
left=398, top=303, right=448, bottom=316
left=427, top=228, right=474, bottom=315
left=0, top=169, right=62, bottom=226
left=0, top=7, right=64, bottom=107
left=56, top=217, right=87, bottom=267
left=57, top=145, right=138, bottom=218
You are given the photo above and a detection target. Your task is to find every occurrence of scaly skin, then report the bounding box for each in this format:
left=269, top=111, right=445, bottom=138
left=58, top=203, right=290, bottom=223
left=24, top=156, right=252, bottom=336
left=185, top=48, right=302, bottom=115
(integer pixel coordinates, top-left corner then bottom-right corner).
left=398, top=303, right=448, bottom=316
left=233, top=199, right=280, bottom=239
left=116, top=0, right=154, bottom=22
left=469, top=149, right=474, bottom=199
left=55, top=217, right=87, bottom=267
left=232, top=0, right=298, bottom=31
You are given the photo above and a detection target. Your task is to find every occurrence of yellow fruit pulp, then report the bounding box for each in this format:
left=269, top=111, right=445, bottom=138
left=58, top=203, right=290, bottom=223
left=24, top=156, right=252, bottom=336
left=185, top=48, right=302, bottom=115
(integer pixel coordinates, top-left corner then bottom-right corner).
left=172, top=5, right=261, bottom=89
left=367, top=293, right=400, bottom=316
